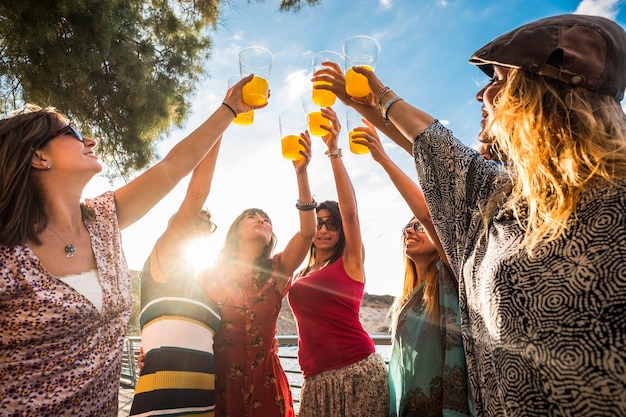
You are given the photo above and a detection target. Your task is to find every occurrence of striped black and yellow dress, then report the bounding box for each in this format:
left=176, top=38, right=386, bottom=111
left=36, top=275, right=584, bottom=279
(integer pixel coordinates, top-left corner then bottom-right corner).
left=129, top=248, right=221, bottom=417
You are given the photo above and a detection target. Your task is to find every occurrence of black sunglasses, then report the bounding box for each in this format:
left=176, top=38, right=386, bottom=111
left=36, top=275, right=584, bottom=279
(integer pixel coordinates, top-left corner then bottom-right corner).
left=45, top=124, right=84, bottom=144
left=403, top=221, right=426, bottom=234
left=316, top=217, right=340, bottom=231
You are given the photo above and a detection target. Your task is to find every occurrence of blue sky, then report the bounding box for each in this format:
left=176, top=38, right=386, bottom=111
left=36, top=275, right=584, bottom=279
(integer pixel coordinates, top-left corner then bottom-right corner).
left=87, top=0, right=626, bottom=295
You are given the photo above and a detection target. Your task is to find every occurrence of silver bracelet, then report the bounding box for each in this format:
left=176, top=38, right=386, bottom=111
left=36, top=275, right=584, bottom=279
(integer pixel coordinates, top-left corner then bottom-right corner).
left=382, top=96, right=403, bottom=122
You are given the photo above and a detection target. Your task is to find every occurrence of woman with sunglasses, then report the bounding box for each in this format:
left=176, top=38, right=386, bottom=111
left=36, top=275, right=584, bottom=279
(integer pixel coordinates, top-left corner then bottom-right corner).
left=288, top=107, right=388, bottom=417
left=0, top=75, right=263, bottom=416
left=198, top=130, right=316, bottom=417
left=130, top=140, right=222, bottom=417
left=353, top=121, right=470, bottom=416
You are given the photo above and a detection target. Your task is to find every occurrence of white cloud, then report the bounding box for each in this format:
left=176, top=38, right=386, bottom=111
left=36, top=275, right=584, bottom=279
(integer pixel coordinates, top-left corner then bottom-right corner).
left=380, top=0, right=393, bottom=9
left=574, top=0, right=621, bottom=19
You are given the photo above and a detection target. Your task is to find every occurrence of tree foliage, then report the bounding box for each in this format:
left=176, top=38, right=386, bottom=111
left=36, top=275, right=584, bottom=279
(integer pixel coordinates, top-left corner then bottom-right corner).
left=0, top=0, right=316, bottom=179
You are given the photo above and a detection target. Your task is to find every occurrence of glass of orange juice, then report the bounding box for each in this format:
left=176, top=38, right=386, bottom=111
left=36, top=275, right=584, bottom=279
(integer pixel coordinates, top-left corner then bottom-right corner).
left=343, top=35, right=380, bottom=98
left=227, top=76, right=254, bottom=125
left=239, top=46, right=273, bottom=106
left=312, top=51, right=344, bottom=107
left=279, top=110, right=307, bottom=161
left=302, top=91, right=331, bottom=137
left=346, top=108, right=370, bottom=155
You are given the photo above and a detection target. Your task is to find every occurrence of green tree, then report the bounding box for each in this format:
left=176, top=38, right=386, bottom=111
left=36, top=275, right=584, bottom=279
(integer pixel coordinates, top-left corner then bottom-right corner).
left=0, top=0, right=317, bottom=178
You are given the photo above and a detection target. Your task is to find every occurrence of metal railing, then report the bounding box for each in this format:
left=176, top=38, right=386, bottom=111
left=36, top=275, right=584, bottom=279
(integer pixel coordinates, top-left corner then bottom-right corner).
left=120, top=334, right=392, bottom=408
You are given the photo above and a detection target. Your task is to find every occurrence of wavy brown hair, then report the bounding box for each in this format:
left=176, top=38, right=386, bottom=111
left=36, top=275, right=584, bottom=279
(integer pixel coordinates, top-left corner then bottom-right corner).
left=489, top=68, right=626, bottom=253
left=0, top=104, right=91, bottom=246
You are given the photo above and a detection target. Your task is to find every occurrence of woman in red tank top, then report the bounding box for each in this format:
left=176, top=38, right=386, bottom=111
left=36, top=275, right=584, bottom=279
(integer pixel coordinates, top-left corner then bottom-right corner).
left=288, top=107, right=388, bottom=417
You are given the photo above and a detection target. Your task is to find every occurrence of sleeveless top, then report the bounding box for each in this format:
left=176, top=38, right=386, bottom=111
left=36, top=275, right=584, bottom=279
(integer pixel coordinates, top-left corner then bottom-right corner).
left=288, top=257, right=375, bottom=377
left=130, top=247, right=221, bottom=416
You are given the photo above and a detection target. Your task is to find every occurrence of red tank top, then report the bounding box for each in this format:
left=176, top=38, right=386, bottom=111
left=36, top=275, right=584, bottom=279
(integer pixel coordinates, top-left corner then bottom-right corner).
left=287, top=257, right=375, bottom=377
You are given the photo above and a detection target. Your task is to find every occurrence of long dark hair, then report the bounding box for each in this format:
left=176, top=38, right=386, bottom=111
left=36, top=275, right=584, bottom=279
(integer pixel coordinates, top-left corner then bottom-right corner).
left=0, top=105, right=76, bottom=246
left=216, top=208, right=277, bottom=285
left=303, top=200, right=345, bottom=273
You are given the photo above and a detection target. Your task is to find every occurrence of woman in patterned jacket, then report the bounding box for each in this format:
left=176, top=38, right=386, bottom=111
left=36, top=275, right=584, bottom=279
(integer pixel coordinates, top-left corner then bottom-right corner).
left=315, top=14, right=626, bottom=417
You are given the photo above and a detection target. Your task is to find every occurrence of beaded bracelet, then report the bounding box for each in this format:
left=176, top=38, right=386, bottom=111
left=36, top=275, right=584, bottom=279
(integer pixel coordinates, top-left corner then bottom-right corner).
left=295, top=199, right=318, bottom=211
left=325, top=148, right=342, bottom=158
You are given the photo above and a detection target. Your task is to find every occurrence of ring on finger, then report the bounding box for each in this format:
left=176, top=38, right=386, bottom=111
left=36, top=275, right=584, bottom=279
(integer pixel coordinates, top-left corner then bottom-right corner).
left=366, top=135, right=374, bottom=142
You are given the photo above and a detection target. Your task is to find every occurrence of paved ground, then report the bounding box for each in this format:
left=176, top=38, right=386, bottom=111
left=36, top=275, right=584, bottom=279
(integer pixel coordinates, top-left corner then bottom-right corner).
left=118, top=386, right=134, bottom=416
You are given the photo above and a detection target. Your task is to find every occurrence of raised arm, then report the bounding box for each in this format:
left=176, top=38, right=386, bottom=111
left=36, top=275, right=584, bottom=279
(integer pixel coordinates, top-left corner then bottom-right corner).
left=151, top=138, right=222, bottom=280
left=351, top=120, right=449, bottom=267
left=312, top=63, right=434, bottom=154
left=320, top=107, right=365, bottom=283
left=277, top=131, right=316, bottom=288
left=114, top=75, right=263, bottom=229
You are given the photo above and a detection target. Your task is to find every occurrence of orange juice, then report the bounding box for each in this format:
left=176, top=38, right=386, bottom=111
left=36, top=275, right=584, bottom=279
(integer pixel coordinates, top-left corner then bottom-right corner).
left=345, top=66, right=372, bottom=98
left=307, top=111, right=331, bottom=137
left=349, top=131, right=370, bottom=154
left=282, top=134, right=305, bottom=160
left=312, top=81, right=336, bottom=107
left=242, top=76, right=269, bottom=106
left=233, top=110, right=254, bottom=126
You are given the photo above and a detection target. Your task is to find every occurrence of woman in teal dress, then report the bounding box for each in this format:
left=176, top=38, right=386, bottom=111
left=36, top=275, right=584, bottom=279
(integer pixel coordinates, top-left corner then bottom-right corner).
left=320, top=110, right=471, bottom=416
left=387, top=217, right=470, bottom=417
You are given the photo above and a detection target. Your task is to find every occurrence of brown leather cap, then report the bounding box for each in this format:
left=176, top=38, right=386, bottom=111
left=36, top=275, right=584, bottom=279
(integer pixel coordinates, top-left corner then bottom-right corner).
left=469, top=14, right=626, bottom=101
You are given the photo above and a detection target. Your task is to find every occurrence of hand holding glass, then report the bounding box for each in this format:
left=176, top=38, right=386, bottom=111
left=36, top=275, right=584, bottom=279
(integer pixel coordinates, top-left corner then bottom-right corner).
left=302, top=91, right=331, bottom=137
left=228, top=76, right=254, bottom=125
left=346, top=108, right=370, bottom=155
left=312, top=51, right=344, bottom=107
left=279, top=110, right=307, bottom=161
left=239, top=47, right=273, bottom=106
left=343, top=35, right=380, bottom=97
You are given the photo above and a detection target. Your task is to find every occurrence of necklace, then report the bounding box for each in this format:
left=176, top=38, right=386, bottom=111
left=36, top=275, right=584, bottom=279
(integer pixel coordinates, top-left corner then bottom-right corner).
left=46, top=225, right=76, bottom=258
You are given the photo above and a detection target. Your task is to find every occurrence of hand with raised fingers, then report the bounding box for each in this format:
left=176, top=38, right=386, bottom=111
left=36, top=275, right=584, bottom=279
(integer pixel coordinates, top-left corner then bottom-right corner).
left=223, top=74, right=270, bottom=116
left=351, top=118, right=387, bottom=163
left=312, top=61, right=352, bottom=106
left=293, top=130, right=313, bottom=172
left=318, top=107, right=342, bottom=151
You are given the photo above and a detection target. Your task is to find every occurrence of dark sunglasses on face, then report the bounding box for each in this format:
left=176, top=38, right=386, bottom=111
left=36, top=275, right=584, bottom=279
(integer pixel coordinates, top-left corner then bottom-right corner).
left=403, top=222, right=426, bottom=234
left=316, top=217, right=340, bottom=231
left=46, top=124, right=84, bottom=144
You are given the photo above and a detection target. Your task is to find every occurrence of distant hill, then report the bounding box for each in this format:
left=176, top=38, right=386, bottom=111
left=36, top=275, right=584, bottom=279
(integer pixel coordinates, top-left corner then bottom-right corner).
left=127, top=270, right=394, bottom=336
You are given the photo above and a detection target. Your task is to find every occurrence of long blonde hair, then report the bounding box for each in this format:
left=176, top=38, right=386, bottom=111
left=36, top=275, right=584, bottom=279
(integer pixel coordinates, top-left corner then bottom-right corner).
left=490, top=68, right=626, bottom=253
left=389, top=222, right=441, bottom=336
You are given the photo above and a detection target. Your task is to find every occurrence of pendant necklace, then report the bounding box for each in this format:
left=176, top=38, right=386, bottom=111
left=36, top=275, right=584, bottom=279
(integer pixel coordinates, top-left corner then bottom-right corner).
left=46, top=225, right=76, bottom=258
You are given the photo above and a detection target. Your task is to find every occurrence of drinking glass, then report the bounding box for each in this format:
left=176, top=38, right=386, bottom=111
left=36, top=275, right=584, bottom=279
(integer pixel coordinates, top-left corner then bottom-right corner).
left=346, top=108, right=370, bottom=155
left=302, top=91, right=331, bottom=137
left=312, top=51, right=344, bottom=107
left=239, top=46, right=273, bottom=106
left=279, top=110, right=307, bottom=161
left=343, top=35, right=380, bottom=98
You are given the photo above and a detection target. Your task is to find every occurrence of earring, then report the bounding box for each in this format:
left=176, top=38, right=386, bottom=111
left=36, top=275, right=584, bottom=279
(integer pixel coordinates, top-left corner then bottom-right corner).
left=46, top=164, right=52, bottom=169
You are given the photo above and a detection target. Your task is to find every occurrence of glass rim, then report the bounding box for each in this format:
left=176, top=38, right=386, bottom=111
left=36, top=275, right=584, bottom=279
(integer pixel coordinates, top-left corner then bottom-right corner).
left=239, top=46, right=274, bottom=66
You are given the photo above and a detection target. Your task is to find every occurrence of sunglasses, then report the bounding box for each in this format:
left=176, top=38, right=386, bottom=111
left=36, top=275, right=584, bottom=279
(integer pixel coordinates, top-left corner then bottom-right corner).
left=403, top=222, right=426, bottom=234
left=316, top=217, right=340, bottom=231
left=45, top=124, right=84, bottom=144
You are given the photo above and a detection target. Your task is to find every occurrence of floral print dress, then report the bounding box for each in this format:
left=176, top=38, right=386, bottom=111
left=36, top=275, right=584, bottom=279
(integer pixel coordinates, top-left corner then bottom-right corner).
left=201, top=254, right=294, bottom=417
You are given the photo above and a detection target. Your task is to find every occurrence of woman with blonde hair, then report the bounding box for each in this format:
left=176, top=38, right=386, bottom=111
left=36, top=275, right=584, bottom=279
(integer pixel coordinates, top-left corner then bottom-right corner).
left=315, top=14, right=626, bottom=416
